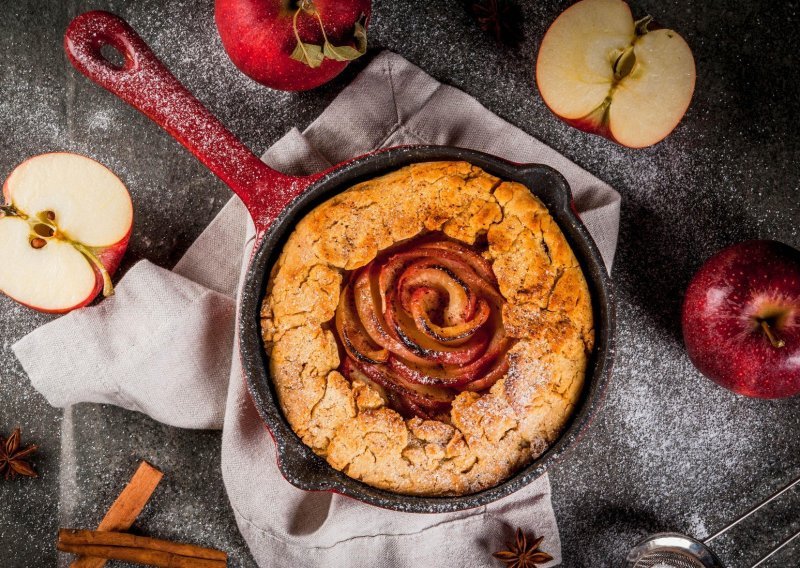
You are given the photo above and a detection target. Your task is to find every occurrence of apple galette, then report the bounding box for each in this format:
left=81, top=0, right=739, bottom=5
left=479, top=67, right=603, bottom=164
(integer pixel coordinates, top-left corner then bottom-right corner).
left=260, top=161, right=594, bottom=496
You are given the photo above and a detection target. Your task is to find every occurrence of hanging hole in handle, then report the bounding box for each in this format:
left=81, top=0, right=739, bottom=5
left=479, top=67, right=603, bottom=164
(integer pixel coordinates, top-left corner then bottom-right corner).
left=99, top=43, right=127, bottom=70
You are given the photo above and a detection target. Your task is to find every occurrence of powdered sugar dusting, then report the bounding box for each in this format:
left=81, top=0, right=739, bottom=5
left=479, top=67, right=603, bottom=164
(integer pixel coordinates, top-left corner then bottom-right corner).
left=3, top=0, right=800, bottom=566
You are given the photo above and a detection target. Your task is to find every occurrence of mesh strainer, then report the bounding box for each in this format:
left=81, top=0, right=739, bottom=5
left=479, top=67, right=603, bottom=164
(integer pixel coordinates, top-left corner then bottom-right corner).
left=624, top=474, right=800, bottom=568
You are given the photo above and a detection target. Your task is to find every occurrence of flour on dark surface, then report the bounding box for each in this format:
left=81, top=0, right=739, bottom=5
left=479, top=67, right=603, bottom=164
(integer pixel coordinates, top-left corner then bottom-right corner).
left=2, top=0, right=800, bottom=567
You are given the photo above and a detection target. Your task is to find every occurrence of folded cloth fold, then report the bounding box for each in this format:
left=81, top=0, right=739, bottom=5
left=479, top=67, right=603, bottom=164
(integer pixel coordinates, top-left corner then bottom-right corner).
left=14, top=261, right=235, bottom=430
left=13, top=51, right=620, bottom=568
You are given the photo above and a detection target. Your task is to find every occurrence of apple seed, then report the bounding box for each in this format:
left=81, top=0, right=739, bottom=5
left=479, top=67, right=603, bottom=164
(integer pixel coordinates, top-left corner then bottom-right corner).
left=613, top=47, right=636, bottom=81
left=33, top=223, right=55, bottom=238
left=30, top=237, right=47, bottom=249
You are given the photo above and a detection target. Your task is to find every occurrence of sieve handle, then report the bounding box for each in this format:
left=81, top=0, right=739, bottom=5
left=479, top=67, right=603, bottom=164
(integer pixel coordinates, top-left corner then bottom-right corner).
left=704, top=473, right=800, bottom=544
left=703, top=472, right=800, bottom=568
left=750, top=528, right=800, bottom=567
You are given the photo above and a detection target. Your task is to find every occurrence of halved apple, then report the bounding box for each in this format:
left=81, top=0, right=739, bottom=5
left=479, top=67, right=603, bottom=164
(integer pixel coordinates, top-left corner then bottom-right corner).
left=536, top=0, right=696, bottom=148
left=0, top=153, right=133, bottom=313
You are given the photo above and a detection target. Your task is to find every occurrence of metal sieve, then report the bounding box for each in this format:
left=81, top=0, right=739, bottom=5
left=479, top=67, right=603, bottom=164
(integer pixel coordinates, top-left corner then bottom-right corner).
left=625, top=474, right=800, bottom=568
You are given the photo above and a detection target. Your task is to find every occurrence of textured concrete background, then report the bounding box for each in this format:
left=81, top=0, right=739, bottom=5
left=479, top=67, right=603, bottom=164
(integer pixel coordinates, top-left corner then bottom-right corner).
left=1, top=1, right=799, bottom=566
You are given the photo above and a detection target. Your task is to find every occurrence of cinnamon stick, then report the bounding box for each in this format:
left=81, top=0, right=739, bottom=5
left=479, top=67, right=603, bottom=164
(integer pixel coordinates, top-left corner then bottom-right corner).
left=58, top=529, right=227, bottom=568
left=71, top=461, right=163, bottom=568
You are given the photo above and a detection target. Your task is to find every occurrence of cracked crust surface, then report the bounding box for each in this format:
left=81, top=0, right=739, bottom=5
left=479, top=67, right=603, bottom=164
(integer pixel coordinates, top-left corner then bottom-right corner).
left=260, top=161, right=594, bottom=496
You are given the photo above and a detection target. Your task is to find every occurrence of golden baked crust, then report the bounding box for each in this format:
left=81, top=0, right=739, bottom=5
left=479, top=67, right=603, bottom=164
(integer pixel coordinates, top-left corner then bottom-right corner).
left=260, top=161, right=594, bottom=496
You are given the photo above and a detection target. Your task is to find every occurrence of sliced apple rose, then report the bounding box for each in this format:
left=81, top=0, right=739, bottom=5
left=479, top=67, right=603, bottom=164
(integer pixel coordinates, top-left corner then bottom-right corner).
left=0, top=153, right=133, bottom=313
left=408, top=287, right=490, bottom=343
left=334, top=235, right=513, bottom=418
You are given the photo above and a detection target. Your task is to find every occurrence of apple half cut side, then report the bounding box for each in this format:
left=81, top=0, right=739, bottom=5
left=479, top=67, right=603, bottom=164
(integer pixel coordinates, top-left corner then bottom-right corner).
left=536, top=0, right=696, bottom=148
left=0, top=152, right=133, bottom=313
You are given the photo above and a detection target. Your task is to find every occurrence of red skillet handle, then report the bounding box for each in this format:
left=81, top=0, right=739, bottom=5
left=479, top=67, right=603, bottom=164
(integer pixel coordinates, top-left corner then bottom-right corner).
left=64, top=11, right=317, bottom=234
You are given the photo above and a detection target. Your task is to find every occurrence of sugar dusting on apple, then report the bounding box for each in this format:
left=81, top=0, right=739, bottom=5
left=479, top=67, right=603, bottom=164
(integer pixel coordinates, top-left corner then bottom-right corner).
left=335, top=235, right=513, bottom=419
left=536, top=0, right=696, bottom=148
left=215, top=0, right=372, bottom=92
left=0, top=153, right=132, bottom=314
left=682, top=240, right=800, bottom=399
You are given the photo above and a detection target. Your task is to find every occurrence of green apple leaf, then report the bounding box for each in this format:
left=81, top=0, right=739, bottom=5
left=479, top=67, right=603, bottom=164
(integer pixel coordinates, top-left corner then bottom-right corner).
left=323, top=42, right=361, bottom=62
left=290, top=40, right=325, bottom=68
left=291, top=8, right=367, bottom=68
left=354, top=20, right=367, bottom=53
left=320, top=19, right=367, bottom=62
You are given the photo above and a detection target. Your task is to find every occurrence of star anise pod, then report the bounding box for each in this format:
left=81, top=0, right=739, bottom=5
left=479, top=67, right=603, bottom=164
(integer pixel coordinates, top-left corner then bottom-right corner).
left=0, top=428, right=38, bottom=480
left=493, top=527, right=554, bottom=568
left=464, top=0, right=524, bottom=46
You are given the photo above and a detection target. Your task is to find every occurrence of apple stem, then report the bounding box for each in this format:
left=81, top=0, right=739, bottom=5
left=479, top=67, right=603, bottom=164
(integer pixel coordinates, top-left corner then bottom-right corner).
left=33, top=223, right=55, bottom=238
left=635, top=15, right=653, bottom=36
left=760, top=320, right=785, bottom=348
left=72, top=241, right=115, bottom=298
left=290, top=6, right=323, bottom=68
left=1, top=204, right=25, bottom=219
left=313, top=10, right=330, bottom=45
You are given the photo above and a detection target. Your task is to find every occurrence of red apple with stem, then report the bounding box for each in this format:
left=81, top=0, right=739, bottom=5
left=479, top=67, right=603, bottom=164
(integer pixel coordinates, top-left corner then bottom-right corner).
left=0, top=153, right=133, bottom=313
left=682, top=240, right=800, bottom=398
left=215, top=0, right=371, bottom=92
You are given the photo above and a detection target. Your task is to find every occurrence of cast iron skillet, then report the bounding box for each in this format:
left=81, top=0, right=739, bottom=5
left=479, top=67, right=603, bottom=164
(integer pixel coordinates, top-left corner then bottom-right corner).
left=64, top=11, right=616, bottom=513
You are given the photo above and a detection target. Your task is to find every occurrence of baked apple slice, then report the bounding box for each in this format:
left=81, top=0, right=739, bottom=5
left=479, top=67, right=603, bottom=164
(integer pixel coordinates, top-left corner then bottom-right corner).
left=350, top=357, right=454, bottom=413
left=384, top=289, right=489, bottom=365
left=408, top=287, right=490, bottom=343
left=335, top=283, right=388, bottom=364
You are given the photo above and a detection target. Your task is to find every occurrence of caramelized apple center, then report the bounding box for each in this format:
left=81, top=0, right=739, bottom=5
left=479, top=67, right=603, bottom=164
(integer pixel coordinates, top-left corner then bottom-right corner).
left=335, top=234, right=512, bottom=419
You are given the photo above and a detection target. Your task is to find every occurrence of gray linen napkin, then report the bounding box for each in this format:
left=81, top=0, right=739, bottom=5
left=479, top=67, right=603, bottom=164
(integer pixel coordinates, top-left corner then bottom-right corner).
left=14, top=51, right=620, bottom=568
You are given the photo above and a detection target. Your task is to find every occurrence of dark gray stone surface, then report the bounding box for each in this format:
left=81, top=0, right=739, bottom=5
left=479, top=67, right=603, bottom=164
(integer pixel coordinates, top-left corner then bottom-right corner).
left=1, top=0, right=799, bottom=566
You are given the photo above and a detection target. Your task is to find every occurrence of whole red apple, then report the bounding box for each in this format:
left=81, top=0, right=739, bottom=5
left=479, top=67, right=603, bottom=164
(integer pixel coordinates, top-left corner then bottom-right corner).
left=215, top=0, right=372, bottom=91
left=682, top=240, right=800, bottom=398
